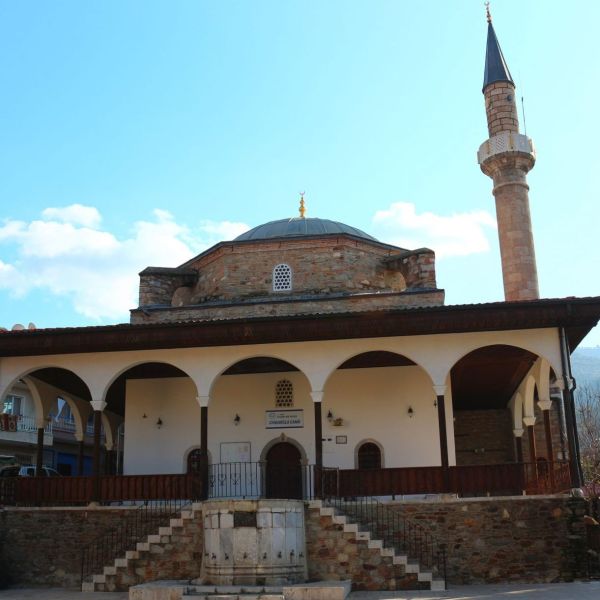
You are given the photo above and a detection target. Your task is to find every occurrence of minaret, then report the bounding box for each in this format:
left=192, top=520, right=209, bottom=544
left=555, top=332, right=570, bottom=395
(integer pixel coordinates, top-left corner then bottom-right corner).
left=478, top=6, right=539, bottom=301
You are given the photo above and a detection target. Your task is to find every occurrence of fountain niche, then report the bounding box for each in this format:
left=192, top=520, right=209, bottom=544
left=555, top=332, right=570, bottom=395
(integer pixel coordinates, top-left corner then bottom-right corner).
left=200, top=499, right=307, bottom=586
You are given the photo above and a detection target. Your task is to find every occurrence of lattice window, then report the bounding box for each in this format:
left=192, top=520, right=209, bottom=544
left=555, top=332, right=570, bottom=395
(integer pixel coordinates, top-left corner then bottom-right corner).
left=272, top=263, right=292, bottom=292
left=275, top=379, right=294, bottom=407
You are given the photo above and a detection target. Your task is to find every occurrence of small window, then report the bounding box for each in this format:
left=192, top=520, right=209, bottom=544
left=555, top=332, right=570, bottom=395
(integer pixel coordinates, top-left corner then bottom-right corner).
left=357, top=442, right=382, bottom=470
left=275, top=379, right=294, bottom=407
left=272, top=264, right=292, bottom=292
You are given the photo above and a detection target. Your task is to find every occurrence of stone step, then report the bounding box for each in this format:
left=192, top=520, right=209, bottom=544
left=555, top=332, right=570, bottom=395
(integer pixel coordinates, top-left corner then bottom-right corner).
left=431, top=578, right=446, bottom=591
left=183, top=596, right=284, bottom=600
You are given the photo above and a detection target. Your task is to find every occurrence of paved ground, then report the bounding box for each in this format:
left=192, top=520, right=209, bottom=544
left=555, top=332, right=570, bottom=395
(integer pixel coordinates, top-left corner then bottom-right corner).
left=1, top=582, right=600, bottom=600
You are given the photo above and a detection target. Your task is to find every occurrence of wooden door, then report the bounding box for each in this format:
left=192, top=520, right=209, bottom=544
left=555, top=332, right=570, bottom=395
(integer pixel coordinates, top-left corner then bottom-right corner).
left=265, top=442, right=302, bottom=499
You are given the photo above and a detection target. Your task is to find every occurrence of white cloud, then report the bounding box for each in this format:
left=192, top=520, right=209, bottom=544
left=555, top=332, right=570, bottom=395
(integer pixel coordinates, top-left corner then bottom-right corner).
left=42, top=204, right=102, bottom=228
left=199, top=220, right=250, bottom=242
left=372, top=202, right=497, bottom=258
left=0, top=205, right=249, bottom=321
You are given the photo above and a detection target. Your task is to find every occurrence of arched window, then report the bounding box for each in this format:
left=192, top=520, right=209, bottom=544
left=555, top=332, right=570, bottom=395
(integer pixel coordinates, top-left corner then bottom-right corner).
left=272, top=263, right=292, bottom=292
left=275, top=379, right=294, bottom=407
left=357, top=442, right=382, bottom=470
left=187, top=448, right=205, bottom=474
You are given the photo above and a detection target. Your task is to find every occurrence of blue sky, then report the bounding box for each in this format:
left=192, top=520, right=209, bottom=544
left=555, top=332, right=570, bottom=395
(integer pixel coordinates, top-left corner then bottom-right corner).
left=0, top=1, right=599, bottom=346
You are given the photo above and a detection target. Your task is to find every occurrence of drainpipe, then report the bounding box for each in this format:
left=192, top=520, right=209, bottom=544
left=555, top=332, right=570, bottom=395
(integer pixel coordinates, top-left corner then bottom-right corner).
left=559, top=326, right=583, bottom=487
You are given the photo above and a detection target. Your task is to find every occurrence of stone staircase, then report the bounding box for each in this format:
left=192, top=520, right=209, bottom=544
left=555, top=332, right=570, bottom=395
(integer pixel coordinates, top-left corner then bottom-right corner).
left=130, top=580, right=352, bottom=600
left=309, top=500, right=445, bottom=591
left=82, top=502, right=203, bottom=592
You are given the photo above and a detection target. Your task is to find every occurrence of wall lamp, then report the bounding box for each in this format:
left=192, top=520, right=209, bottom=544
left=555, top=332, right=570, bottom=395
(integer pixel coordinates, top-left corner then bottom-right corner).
left=407, top=406, right=414, bottom=418
left=234, top=414, right=241, bottom=426
left=327, top=410, right=344, bottom=426
left=156, top=417, right=163, bottom=429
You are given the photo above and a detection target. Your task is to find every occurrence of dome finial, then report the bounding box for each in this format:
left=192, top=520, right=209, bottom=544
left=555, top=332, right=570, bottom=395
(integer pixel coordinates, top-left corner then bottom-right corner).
left=299, top=192, right=306, bottom=218
left=485, top=1, right=492, bottom=23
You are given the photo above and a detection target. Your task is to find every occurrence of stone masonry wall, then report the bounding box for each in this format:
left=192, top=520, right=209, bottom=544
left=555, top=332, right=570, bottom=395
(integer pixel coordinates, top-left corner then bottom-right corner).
left=305, top=506, right=425, bottom=591
left=484, top=81, right=519, bottom=137
left=388, top=496, right=585, bottom=585
left=130, top=289, right=445, bottom=324
left=0, top=506, right=203, bottom=589
left=187, top=239, right=410, bottom=302
left=454, top=409, right=516, bottom=466
left=0, top=507, right=135, bottom=587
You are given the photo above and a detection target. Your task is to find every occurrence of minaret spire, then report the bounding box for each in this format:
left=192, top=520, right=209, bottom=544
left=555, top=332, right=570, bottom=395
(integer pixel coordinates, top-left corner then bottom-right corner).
left=483, top=4, right=514, bottom=92
left=477, top=8, right=539, bottom=302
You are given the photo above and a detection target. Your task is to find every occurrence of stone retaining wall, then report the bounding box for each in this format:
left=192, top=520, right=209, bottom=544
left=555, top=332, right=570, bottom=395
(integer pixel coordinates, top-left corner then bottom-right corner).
left=0, top=506, right=136, bottom=587
left=305, top=506, right=424, bottom=591
left=387, top=495, right=587, bottom=584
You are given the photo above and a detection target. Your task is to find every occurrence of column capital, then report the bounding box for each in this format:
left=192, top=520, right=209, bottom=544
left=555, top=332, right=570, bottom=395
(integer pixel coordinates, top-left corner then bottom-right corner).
left=537, top=399, right=553, bottom=412
left=196, top=395, right=210, bottom=408
left=513, top=428, right=524, bottom=438
left=522, top=416, right=536, bottom=428
left=433, top=384, right=447, bottom=396
left=75, top=432, right=84, bottom=442
left=310, top=390, right=324, bottom=403
left=90, top=400, right=107, bottom=412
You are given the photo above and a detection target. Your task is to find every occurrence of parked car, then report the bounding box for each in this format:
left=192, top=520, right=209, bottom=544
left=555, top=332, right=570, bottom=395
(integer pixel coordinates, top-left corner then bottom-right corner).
left=0, top=465, right=61, bottom=477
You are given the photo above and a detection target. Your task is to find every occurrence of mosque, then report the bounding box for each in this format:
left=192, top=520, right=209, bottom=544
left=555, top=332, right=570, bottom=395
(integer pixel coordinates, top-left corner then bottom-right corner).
left=1, top=8, right=599, bottom=594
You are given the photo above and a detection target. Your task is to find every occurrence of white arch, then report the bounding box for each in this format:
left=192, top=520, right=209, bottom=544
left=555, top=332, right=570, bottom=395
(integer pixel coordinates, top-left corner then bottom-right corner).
left=321, top=349, right=435, bottom=393
left=207, top=353, right=310, bottom=401
left=437, top=340, right=561, bottom=389
left=98, top=359, right=200, bottom=404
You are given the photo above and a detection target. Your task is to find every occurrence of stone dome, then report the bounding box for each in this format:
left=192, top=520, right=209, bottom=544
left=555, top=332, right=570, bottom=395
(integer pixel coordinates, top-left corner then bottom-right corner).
left=234, top=217, right=377, bottom=242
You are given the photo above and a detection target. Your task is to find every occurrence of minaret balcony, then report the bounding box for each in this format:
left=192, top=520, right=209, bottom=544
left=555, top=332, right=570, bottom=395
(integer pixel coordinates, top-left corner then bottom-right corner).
left=478, top=131, right=536, bottom=165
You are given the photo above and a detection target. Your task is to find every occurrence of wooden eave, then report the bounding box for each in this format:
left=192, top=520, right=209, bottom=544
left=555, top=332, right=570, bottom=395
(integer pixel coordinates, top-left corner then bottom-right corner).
left=1, top=297, right=600, bottom=358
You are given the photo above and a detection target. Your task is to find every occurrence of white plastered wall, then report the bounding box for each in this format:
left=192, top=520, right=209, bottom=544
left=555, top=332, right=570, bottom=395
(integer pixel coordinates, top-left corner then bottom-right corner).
left=123, top=377, right=200, bottom=475
left=322, top=366, right=453, bottom=468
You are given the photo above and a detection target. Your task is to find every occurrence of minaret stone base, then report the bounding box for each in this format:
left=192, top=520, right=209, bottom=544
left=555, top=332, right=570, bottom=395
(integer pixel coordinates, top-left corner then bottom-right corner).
left=478, top=132, right=539, bottom=301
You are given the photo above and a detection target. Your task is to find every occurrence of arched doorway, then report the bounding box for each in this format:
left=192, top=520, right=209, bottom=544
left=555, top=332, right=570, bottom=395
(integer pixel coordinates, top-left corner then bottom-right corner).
left=357, top=442, right=382, bottom=469
left=265, top=442, right=302, bottom=499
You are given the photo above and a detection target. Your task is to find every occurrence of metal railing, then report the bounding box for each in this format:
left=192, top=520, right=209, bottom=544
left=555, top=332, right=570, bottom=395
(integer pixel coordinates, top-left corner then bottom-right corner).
left=0, top=414, right=52, bottom=434
left=324, top=494, right=447, bottom=587
left=80, top=498, right=190, bottom=586
left=207, top=462, right=338, bottom=500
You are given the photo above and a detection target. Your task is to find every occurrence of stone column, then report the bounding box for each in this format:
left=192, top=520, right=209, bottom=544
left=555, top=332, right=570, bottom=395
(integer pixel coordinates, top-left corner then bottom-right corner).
left=311, top=391, right=324, bottom=499
left=433, top=385, right=450, bottom=491
left=523, top=416, right=537, bottom=463
left=513, top=428, right=524, bottom=463
left=311, top=391, right=324, bottom=469
left=35, top=417, right=46, bottom=475
left=76, top=435, right=85, bottom=476
left=537, top=399, right=555, bottom=463
left=90, top=400, right=106, bottom=502
left=197, top=395, right=210, bottom=500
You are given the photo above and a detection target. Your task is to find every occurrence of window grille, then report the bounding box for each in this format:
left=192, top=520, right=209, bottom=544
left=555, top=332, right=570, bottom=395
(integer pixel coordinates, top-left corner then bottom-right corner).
left=275, top=379, right=294, bottom=407
left=272, top=263, right=292, bottom=292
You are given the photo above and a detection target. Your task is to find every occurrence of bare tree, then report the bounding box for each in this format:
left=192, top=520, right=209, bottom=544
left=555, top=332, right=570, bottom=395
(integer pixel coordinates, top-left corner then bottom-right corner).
left=576, top=385, right=600, bottom=484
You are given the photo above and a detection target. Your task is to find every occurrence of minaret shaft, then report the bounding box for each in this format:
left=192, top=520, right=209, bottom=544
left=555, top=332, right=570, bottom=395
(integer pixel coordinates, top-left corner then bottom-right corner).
left=479, top=20, right=539, bottom=301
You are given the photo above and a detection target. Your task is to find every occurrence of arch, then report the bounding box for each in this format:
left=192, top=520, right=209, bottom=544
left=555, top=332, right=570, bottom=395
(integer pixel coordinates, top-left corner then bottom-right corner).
left=355, top=439, right=384, bottom=469
left=100, top=360, right=199, bottom=405
left=322, top=349, right=434, bottom=392
left=259, top=434, right=308, bottom=465
left=510, top=392, right=524, bottom=430
left=264, top=440, right=303, bottom=499
left=449, top=344, right=545, bottom=411
left=522, top=375, right=537, bottom=418
left=3, top=368, right=93, bottom=430
left=184, top=446, right=213, bottom=473
left=208, top=355, right=308, bottom=399
left=442, top=343, right=560, bottom=391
